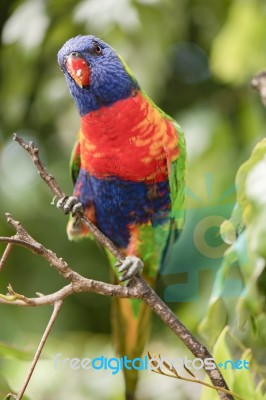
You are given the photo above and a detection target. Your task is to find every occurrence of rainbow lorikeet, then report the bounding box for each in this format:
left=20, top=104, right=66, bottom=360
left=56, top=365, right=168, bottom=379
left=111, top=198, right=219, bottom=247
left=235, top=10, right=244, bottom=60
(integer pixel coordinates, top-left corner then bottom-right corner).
left=57, top=35, right=186, bottom=400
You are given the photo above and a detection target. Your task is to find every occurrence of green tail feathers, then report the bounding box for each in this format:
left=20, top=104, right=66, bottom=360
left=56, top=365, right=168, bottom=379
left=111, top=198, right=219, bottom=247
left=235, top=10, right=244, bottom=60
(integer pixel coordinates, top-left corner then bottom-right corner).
left=111, top=296, right=151, bottom=400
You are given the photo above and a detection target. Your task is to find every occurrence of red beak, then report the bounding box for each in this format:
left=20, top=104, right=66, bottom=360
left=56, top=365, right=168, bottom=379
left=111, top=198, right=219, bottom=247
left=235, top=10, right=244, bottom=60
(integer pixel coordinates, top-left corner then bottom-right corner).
left=66, top=53, right=91, bottom=88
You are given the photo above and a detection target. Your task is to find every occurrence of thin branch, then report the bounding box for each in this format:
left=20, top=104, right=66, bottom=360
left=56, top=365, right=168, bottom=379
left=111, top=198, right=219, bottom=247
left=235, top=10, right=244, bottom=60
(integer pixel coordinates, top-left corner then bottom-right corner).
left=0, top=219, right=139, bottom=304
left=151, top=367, right=244, bottom=400
left=0, top=283, right=73, bottom=306
left=0, top=243, right=14, bottom=272
left=148, top=353, right=245, bottom=400
left=15, top=300, right=63, bottom=400
left=0, top=268, right=139, bottom=307
left=4, top=134, right=234, bottom=400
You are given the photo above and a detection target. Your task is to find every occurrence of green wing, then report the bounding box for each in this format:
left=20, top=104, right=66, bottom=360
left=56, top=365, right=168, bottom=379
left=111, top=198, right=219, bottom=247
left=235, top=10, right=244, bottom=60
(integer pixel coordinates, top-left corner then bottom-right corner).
left=168, top=119, right=186, bottom=231
left=140, top=90, right=186, bottom=225
left=140, top=90, right=186, bottom=226
left=142, top=95, right=186, bottom=269
left=160, top=119, right=186, bottom=268
left=70, top=140, right=81, bottom=184
left=140, top=89, right=187, bottom=268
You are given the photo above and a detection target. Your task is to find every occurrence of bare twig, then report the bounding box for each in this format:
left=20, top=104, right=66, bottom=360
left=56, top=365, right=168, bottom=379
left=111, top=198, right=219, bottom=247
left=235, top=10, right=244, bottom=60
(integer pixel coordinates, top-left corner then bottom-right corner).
left=0, top=214, right=139, bottom=304
left=15, top=300, right=63, bottom=400
left=148, top=353, right=245, bottom=400
left=0, top=134, right=234, bottom=400
left=0, top=243, right=14, bottom=272
left=0, top=282, right=73, bottom=306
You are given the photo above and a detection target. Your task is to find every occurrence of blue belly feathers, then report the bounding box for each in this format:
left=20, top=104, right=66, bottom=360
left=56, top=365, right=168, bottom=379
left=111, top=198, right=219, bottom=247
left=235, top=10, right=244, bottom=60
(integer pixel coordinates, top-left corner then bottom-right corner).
left=74, top=169, right=171, bottom=248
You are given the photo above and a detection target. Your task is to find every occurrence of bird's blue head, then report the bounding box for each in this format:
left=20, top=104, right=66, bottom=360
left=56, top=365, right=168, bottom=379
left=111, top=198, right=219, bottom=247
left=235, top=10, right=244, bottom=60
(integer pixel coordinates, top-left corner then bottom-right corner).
left=58, top=35, right=139, bottom=116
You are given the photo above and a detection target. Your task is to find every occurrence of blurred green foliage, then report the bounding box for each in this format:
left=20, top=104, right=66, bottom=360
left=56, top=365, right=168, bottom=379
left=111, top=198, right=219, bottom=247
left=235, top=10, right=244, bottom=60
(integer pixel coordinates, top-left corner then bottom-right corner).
left=199, top=139, right=266, bottom=400
left=0, top=0, right=266, bottom=399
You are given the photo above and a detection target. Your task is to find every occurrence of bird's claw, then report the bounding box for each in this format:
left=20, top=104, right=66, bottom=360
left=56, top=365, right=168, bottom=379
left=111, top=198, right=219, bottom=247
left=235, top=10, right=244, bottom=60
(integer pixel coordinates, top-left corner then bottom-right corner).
left=116, top=256, right=144, bottom=282
left=57, top=196, right=83, bottom=215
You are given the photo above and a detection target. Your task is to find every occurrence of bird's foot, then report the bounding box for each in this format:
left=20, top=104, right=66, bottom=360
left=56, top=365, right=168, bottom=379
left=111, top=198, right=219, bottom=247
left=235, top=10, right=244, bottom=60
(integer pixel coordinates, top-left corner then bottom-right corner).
left=57, top=196, right=83, bottom=215
left=116, top=256, right=144, bottom=282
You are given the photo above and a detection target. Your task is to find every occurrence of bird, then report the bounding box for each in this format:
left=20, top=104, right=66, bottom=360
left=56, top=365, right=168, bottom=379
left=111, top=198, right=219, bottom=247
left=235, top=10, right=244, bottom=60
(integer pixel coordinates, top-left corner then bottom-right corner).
left=57, top=35, right=186, bottom=400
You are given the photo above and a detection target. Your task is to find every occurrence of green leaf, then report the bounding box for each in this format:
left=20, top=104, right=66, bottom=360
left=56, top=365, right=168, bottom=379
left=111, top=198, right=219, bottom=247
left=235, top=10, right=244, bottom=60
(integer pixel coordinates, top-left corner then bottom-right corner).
left=237, top=298, right=251, bottom=331
left=256, top=313, right=266, bottom=344
left=232, top=349, right=255, bottom=399
left=255, top=380, right=266, bottom=400
left=198, top=297, right=227, bottom=347
left=220, top=218, right=237, bottom=245
left=200, top=326, right=233, bottom=400
left=213, top=326, right=234, bottom=388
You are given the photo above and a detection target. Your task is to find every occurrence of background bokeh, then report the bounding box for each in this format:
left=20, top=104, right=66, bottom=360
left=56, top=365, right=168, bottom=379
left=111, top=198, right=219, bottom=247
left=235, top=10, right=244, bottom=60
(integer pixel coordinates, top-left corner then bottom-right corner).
left=0, top=0, right=266, bottom=399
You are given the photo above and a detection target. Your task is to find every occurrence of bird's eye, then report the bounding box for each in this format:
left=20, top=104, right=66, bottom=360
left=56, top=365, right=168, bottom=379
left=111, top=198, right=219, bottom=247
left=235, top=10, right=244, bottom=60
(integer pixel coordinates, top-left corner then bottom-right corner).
left=93, top=43, right=103, bottom=55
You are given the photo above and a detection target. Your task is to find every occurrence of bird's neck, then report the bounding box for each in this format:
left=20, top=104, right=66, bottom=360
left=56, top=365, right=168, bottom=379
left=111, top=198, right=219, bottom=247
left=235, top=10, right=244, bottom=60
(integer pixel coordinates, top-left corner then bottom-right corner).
left=69, top=72, right=139, bottom=116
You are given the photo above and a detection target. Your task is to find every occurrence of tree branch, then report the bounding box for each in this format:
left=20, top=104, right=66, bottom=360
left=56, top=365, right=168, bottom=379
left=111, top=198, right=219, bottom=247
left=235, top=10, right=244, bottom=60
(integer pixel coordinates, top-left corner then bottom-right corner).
left=0, top=243, right=14, bottom=272
left=0, top=216, right=139, bottom=303
left=16, top=300, right=63, bottom=400
left=0, top=134, right=234, bottom=400
left=148, top=353, right=245, bottom=400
